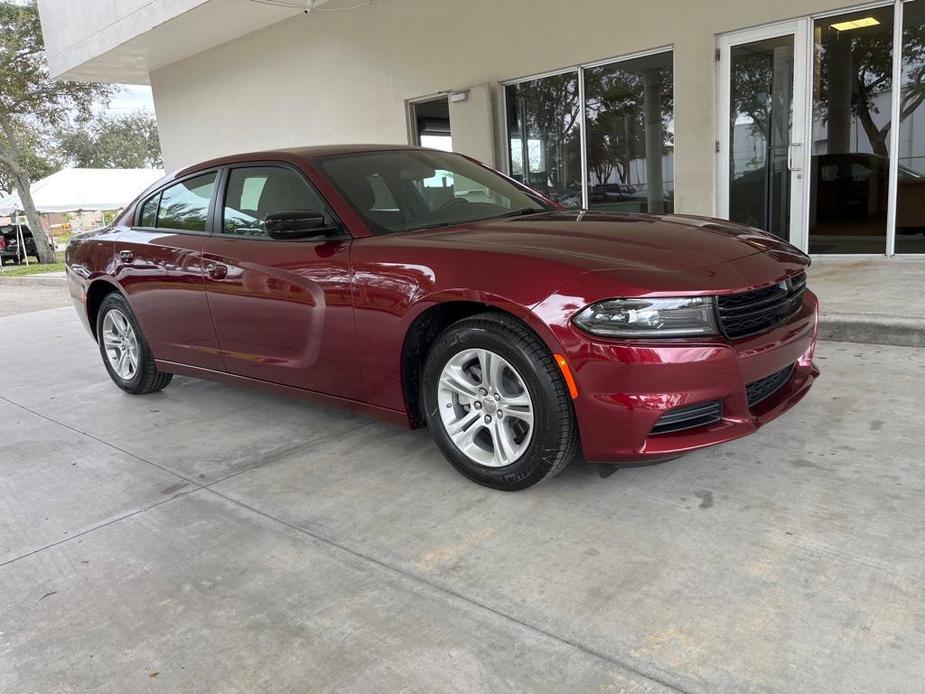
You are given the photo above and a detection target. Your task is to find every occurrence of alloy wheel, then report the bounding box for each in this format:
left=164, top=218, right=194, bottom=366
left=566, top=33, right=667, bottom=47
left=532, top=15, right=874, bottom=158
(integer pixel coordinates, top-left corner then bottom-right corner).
left=101, top=309, right=139, bottom=381
left=437, top=348, right=534, bottom=467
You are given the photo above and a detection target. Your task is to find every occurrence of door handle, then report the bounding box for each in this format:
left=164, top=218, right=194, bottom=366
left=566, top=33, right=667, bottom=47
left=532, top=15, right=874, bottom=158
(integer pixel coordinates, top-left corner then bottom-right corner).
left=205, top=262, right=227, bottom=280
left=119, top=249, right=134, bottom=262
left=788, top=142, right=803, bottom=173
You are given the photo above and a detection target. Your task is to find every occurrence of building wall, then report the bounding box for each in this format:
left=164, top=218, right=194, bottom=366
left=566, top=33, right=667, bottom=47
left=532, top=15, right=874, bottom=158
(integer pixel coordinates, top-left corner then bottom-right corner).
left=150, top=0, right=867, bottom=216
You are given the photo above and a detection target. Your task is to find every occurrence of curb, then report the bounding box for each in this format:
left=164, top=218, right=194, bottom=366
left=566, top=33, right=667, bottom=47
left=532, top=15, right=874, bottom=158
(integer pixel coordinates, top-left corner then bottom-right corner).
left=0, top=275, right=67, bottom=288
left=820, top=312, right=925, bottom=348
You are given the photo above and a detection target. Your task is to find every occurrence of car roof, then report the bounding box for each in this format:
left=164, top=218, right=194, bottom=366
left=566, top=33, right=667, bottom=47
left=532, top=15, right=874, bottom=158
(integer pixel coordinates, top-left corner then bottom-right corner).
left=175, top=144, right=435, bottom=178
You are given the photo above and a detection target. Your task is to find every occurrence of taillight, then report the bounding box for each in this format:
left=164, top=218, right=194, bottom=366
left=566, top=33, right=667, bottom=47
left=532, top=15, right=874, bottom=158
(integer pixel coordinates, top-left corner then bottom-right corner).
left=0, top=237, right=6, bottom=251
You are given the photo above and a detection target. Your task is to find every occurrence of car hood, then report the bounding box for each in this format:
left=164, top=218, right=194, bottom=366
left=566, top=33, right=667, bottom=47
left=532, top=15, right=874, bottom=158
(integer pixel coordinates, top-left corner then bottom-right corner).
left=404, top=211, right=801, bottom=273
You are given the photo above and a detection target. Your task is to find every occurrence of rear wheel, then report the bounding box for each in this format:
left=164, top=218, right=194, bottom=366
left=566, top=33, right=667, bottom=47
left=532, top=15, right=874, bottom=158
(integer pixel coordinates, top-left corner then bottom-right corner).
left=96, top=293, right=172, bottom=395
left=422, top=312, right=578, bottom=491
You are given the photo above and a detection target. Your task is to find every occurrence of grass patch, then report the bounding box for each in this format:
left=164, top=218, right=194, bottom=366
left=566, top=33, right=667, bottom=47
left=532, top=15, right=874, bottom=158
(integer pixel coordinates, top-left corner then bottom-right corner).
left=0, top=261, right=66, bottom=276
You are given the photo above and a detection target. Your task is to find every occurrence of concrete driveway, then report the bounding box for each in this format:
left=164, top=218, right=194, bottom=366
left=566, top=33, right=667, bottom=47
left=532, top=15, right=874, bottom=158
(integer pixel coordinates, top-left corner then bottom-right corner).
left=2, top=299, right=924, bottom=693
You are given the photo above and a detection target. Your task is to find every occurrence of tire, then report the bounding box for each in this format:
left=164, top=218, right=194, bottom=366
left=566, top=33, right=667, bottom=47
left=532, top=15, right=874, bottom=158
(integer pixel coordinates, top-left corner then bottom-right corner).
left=422, top=312, right=579, bottom=491
left=96, top=292, right=173, bottom=395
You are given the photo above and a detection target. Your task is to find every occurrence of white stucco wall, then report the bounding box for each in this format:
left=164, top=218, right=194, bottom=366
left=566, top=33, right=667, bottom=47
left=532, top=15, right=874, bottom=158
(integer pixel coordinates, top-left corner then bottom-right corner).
left=37, top=0, right=300, bottom=84
left=147, top=0, right=870, bottom=215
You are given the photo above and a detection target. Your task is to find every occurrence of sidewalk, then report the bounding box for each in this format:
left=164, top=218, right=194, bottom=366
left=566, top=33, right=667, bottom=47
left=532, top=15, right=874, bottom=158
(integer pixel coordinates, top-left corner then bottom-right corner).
left=809, top=257, right=925, bottom=347
left=0, top=270, right=66, bottom=288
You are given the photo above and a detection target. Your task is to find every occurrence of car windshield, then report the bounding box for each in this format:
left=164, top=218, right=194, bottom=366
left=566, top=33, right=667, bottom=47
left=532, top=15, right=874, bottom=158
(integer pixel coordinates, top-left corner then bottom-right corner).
left=315, top=149, right=551, bottom=234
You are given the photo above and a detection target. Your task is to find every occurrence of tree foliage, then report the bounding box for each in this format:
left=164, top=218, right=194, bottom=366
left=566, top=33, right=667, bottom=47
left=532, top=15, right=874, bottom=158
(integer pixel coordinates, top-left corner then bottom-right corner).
left=59, top=112, right=162, bottom=169
left=0, top=0, right=114, bottom=261
left=0, top=121, right=58, bottom=192
left=509, top=63, right=674, bottom=202
left=730, top=19, right=925, bottom=161
left=585, top=66, right=673, bottom=185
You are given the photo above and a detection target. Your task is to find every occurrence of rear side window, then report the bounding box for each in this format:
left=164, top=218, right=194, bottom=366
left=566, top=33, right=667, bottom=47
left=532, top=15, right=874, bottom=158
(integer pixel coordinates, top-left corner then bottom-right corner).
left=223, top=166, right=327, bottom=237
left=156, top=173, right=216, bottom=232
left=139, top=194, right=159, bottom=227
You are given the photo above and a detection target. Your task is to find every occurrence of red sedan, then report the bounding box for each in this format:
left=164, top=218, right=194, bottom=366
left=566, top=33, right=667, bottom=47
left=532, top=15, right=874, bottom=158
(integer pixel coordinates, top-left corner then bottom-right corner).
left=66, top=145, right=819, bottom=490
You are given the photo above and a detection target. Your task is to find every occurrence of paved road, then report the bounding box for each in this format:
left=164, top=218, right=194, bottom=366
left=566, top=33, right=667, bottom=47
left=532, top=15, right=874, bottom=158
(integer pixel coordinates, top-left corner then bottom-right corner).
left=0, top=281, right=70, bottom=317
left=2, top=301, right=924, bottom=692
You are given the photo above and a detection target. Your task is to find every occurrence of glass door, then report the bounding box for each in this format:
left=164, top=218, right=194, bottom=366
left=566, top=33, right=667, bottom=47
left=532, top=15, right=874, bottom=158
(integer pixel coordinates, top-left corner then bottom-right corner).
left=810, top=5, right=896, bottom=254
left=717, top=21, right=810, bottom=247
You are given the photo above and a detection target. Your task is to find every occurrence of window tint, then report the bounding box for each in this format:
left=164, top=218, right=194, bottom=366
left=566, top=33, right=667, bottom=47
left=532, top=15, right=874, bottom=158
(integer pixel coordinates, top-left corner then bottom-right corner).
left=367, top=173, right=398, bottom=210
left=139, top=194, right=159, bottom=227
left=223, top=166, right=327, bottom=237
left=156, top=173, right=216, bottom=232
left=316, top=150, right=548, bottom=235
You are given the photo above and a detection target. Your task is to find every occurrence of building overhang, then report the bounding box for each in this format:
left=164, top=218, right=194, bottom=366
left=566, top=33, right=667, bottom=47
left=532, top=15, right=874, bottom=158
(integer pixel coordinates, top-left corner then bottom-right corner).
left=37, top=0, right=306, bottom=84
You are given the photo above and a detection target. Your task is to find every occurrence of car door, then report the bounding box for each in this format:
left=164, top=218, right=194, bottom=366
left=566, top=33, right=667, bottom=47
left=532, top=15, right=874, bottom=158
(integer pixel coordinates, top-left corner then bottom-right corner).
left=113, top=170, right=225, bottom=371
left=201, top=163, right=361, bottom=398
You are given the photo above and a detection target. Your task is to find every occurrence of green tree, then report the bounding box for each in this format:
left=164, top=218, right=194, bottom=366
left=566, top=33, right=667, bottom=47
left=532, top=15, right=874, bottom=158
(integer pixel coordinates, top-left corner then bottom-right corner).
left=59, top=112, right=162, bottom=169
left=0, top=1, right=113, bottom=262
left=0, top=121, right=58, bottom=193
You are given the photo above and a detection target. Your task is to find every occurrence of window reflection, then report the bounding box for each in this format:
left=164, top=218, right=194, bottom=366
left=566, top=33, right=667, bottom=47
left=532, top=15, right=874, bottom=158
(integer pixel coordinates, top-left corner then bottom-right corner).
left=584, top=52, right=674, bottom=214
left=810, top=7, right=894, bottom=254
left=156, top=173, right=215, bottom=232
left=897, top=0, right=925, bottom=253
left=505, top=73, right=582, bottom=207
left=727, top=35, right=794, bottom=238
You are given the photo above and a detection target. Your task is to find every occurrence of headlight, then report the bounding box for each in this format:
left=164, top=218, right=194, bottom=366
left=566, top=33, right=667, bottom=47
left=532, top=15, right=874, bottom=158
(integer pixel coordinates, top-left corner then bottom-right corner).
left=572, top=297, right=718, bottom=338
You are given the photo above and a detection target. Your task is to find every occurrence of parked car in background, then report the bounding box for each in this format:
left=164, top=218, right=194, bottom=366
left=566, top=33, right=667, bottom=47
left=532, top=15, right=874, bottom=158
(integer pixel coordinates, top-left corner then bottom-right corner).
left=66, top=145, right=819, bottom=491
left=590, top=183, right=644, bottom=204
left=0, top=224, right=40, bottom=263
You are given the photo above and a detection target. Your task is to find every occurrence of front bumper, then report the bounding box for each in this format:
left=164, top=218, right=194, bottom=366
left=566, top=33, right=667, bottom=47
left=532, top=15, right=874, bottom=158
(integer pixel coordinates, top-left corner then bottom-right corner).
left=570, top=290, right=820, bottom=462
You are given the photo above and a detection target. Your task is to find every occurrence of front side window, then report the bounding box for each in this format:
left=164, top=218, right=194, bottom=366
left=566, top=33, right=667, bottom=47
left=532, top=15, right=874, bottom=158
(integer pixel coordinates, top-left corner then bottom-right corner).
left=156, top=173, right=216, bottom=232
left=316, top=150, right=549, bottom=234
left=223, top=166, right=328, bottom=237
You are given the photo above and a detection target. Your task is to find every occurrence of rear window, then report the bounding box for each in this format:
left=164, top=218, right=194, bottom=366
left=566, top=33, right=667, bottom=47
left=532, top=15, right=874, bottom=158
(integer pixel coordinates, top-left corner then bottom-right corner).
left=139, top=194, right=159, bottom=227
left=155, top=173, right=216, bottom=232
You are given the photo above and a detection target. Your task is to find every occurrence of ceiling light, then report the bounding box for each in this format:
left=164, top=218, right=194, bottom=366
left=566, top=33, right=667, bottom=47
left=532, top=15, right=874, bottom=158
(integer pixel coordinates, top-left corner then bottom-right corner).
left=831, top=17, right=880, bottom=31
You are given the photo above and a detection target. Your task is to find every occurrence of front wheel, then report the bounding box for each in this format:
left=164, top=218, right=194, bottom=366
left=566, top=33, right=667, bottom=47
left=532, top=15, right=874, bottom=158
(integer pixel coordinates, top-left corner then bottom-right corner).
left=422, top=312, right=579, bottom=491
left=96, top=292, right=173, bottom=395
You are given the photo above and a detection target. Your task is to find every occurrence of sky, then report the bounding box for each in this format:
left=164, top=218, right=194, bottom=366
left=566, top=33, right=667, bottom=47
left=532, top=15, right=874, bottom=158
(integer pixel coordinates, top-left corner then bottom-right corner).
left=104, top=84, right=156, bottom=116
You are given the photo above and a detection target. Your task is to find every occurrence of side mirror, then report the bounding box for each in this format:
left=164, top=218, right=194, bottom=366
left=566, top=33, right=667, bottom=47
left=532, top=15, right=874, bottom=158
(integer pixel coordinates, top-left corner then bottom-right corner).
left=265, top=209, right=340, bottom=240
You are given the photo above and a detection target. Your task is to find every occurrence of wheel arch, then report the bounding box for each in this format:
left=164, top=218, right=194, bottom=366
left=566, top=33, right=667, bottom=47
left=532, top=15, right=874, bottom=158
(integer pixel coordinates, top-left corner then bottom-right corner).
left=399, top=295, right=567, bottom=428
left=85, top=277, right=125, bottom=341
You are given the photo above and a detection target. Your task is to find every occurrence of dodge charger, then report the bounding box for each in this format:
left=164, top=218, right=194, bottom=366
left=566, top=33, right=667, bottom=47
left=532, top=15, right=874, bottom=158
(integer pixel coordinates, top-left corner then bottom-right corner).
left=65, top=145, right=819, bottom=490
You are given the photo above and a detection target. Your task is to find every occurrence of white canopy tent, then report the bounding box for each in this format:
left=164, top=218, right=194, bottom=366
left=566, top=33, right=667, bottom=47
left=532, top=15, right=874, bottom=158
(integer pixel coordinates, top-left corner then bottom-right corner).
left=0, top=167, right=164, bottom=216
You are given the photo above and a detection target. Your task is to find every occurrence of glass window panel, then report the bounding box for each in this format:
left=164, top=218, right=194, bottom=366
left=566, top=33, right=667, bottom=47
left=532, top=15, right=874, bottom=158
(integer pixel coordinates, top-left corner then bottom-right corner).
left=223, top=167, right=326, bottom=237
left=139, top=193, right=159, bottom=227
left=505, top=72, right=582, bottom=208
left=727, top=36, right=794, bottom=238
left=897, top=0, right=925, bottom=253
left=156, top=173, right=216, bottom=232
left=810, top=7, right=894, bottom=254
left=584, top=51, right=674, bottom=214
left=317, top=150, right=546, bottom=234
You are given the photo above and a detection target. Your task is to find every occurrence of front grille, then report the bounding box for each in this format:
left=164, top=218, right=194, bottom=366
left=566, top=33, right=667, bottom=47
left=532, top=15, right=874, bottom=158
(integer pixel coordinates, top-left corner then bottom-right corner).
left=650, top=400, right=723, bottom=436
left=717, top=272, right=807, bottom=340
left=746, top=363, right=795, bottom=409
